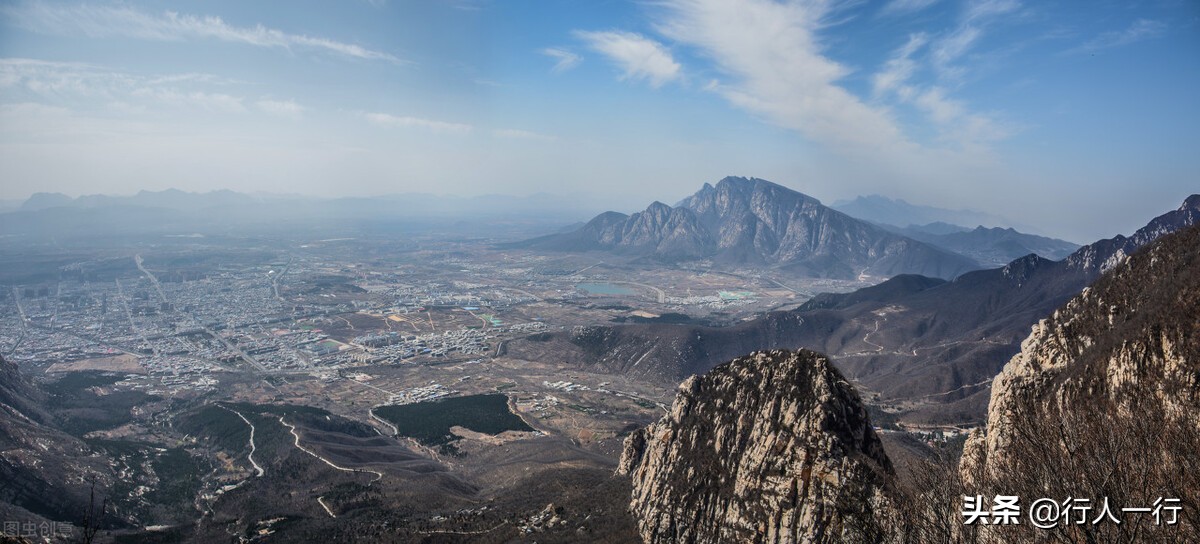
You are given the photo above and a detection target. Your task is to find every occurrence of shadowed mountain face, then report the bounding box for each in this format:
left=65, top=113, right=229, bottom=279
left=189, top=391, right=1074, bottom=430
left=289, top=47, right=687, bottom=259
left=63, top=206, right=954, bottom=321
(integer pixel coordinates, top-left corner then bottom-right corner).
left=508, top=195, right=1200, bottom=425
left=514, top=177, right=979, bottom=280
left=0, top=357, right=108, bottom=525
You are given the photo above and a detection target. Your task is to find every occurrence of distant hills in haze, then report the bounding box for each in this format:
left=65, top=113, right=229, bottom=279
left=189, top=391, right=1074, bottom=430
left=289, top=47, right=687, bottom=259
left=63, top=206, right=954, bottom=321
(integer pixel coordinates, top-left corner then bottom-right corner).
left=881, top=223, right=1079, bottom=268
left=831, top=194, right=1080, bottom=268
left=514, top=176, right=980, bottom=280
left=832, top=194, right=1029, bottom=232
left=1, top=189, right=615, bottom=241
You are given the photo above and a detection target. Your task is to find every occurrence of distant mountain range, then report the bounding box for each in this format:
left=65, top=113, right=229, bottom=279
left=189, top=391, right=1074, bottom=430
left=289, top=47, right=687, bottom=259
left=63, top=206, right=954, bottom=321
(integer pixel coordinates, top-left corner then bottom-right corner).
left=1, top=189, right=613, bottom=241
left=508, top=194, right=1200, bottom=425
left=831, top=194, right=1030, bottom=232
left=831, top=195, right=1081, bottom=267
left=881, top=223, right=1080, bottom=268
left=514, top=177, right=980, bottom=280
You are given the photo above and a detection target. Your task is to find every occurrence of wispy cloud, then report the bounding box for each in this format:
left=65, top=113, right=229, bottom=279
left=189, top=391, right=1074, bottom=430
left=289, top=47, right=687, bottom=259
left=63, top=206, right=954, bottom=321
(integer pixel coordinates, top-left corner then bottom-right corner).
left=574, top=30, right=681, bottom=88
left=872, top=33, right=928, bottom=98
left=654, top=0, right=907, bottom=153
left=5, top=2, right=402, bottom=63
left=880, top=0, right=941, bottom=17
left=131, top=87, right=245, bottom=113
left=1063, top=19, right=1167, bottom=56
left=873, top=33, right=1009, bottom=148
left=541, top=48, right=582, bottom=74
left=257, top=99, right=304, bottom=119
left=492, top=128, right=555, bottom=141
left=0, top=58, right=301, bottom=118
left=364, top=112, right=473, bottom=133
left=930, top=0, right=1021, bottom=80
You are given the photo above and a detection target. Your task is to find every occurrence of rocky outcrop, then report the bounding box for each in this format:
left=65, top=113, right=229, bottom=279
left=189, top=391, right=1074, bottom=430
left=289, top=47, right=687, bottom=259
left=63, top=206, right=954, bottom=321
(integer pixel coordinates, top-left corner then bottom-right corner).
left=618, top=349, right=893, bottom=544
left=965, top=223, right=1200, bottom=476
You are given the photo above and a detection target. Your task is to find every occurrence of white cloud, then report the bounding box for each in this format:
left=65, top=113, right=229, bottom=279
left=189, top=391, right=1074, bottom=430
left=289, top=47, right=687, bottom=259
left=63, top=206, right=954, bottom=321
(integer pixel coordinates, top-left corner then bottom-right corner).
left=6, top=3, right=402, bottom=63
left=492, top=128, right=555, bottom=141
left=541, top=48, right=582, bottom=74
left=364, top=112, right=473, bottom=133
left=2, top=58, right=259, bottom=114
left=257, top=99, right=304, bottom=119
left=1064, top=19, right=1167, bottom=56
left=872, top=33, right=927, bottom=97
left=654, top=0, right=908, bottom=153
left=964, top=0, right=1020, bottom=22
left=873, top=33, right=1009, bottom=148
left=574, top=30, right=681, bottom=88
left=930, top=0, right=1021, bottom=79
left=880, top=0, right=941, bottom=17
left=131, top=88, right=245, bottom=113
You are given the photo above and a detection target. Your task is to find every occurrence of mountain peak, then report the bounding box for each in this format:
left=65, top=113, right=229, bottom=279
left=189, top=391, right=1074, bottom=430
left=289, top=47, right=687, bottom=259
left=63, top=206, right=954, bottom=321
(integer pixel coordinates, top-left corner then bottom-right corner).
left=704, top=176, right=822, bottom=206
left=619, top=349, right=892, bottom=543
left=520, top=176, right=978, bottom=278
left=1181, top=194, right=1200, bottom=212
left=645, top=201, right=671, bottom=212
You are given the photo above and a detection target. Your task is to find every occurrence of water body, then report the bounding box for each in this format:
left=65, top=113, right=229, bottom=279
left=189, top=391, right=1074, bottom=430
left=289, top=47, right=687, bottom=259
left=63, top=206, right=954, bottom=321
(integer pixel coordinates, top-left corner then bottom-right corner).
left=577, top=282, right=637, bottom=296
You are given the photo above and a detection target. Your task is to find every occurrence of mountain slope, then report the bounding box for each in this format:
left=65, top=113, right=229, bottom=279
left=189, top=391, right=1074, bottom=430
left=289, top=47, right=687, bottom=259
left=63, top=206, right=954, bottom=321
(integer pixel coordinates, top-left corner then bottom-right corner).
left=959, top=223, right=1200, bottom=542
left=970, top=221, right=1200, bottom=471
left=0, top=356, right=108, bottom=525
left=516, top=177, right=979, bottom=280
left=508, top=194, right=1200, bottom=425
left=618, top=349, right=892, bottom=544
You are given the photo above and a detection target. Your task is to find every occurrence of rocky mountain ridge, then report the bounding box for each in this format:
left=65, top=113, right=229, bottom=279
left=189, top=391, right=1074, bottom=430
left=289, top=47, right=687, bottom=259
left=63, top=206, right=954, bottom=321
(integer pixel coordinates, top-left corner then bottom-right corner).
left=516, top=177, right=980, bottom=280
left=966, top=221, right=1200, bottom=478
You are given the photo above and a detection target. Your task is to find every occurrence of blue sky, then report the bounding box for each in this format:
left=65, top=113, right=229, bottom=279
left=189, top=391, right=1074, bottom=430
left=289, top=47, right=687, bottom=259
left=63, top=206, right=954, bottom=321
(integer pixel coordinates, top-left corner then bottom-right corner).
left=0, top=0, right=1196, bottom=241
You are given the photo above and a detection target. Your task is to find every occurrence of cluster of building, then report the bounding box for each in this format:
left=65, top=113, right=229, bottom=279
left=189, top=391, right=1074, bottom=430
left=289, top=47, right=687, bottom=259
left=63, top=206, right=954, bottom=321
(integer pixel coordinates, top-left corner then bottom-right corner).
left=357, top=328, right=491, bottom=361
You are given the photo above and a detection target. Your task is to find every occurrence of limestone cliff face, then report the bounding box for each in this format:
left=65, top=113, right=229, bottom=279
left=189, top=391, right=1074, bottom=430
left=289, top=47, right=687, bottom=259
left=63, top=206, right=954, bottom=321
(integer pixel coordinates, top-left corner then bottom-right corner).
left=964, top=223, right=1200, bottom=478
left=618, top=349, right=893, bottom=544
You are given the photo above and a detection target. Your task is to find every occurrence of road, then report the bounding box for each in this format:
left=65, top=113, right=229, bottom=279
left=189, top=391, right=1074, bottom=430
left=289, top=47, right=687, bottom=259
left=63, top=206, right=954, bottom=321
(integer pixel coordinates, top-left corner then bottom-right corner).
left=220, top=406, right=265, bottom=477
left=135, top=254, right=167, bottom=304
left=277, top=416, right=384, bottom=483
left=115, top=278, right=158, bottom=357
left=6, top=287, right=28, bottom=355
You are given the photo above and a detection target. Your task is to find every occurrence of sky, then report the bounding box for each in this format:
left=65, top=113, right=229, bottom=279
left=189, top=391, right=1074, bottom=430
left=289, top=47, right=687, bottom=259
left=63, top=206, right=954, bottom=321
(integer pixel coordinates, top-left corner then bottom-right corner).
left=0, top=0, right=1196, bottom=242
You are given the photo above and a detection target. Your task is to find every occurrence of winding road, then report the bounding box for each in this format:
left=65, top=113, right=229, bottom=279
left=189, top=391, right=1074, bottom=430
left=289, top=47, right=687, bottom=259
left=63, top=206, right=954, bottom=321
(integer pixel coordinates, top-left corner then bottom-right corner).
left=220, top=406, right=264, bottom=477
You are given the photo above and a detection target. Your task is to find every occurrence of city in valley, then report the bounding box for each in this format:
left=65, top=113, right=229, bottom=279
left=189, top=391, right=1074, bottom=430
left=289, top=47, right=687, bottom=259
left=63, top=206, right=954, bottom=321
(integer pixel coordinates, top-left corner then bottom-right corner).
left=0, top=226, right=882, bottom=541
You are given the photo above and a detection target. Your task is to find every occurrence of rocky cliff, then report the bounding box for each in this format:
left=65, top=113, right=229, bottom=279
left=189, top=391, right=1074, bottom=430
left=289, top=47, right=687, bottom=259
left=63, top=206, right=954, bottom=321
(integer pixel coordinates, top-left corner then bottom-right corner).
left=959, top=223, right=1200, bottom=541
left=966, top=222, right=1200, bottom=473
left=618, top=349, right=893, bottom=543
